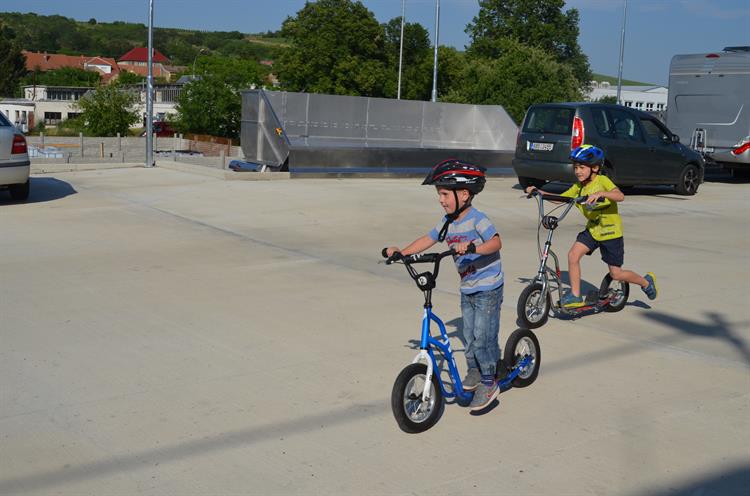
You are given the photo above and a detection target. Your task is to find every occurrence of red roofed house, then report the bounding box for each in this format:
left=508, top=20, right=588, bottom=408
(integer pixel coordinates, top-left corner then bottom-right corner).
left=118, top=47, right=176, bottom=80
left=22, top=50, right=121, bottom=83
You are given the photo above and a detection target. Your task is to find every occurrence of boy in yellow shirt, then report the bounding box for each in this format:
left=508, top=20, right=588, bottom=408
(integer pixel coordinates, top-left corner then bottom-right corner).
left=525, top=144, right=657, bottom=308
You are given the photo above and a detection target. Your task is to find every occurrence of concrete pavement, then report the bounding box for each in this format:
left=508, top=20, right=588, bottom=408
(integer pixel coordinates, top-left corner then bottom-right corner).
left=1, top=166, right=748, bottom=495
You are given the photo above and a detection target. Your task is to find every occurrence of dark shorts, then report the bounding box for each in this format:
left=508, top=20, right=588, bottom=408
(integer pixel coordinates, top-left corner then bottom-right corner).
left=576, top=230, right=624, bottom=267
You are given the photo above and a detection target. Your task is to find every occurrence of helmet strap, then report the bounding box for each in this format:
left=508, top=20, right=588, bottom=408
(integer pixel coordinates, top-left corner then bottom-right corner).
left=437, top=191, right=473, bottom=242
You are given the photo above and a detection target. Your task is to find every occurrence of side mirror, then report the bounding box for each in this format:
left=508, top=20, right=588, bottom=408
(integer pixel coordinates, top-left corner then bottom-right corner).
left=671, top=134, right=680, bottom=143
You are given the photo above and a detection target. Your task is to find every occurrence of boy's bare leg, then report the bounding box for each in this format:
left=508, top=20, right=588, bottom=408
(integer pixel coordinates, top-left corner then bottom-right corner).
left=609, top=266, right=648, bottom=288
left=567, top=242, right=589, bottom=296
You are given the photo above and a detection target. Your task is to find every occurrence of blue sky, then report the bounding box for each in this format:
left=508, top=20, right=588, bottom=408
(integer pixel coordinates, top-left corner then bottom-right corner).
left=3, top=0, right=749, bottom=85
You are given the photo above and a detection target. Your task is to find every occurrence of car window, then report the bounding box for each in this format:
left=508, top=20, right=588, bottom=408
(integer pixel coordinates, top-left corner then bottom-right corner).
left=0, top=112, right=11, bottom=127
left=523, top=107, right=574, bottom=135
left=608, top=109, right=642, bottom=142
left=640, top=118, right=670, bottom=142
left=591, top=108, right=612, bottom=136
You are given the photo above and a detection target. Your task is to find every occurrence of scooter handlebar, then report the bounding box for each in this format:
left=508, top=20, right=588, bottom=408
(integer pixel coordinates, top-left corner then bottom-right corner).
left=381, top=243, right=475, bottom=265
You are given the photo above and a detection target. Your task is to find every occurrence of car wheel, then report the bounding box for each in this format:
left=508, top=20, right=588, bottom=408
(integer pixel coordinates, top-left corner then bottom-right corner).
left=674, top=164, right=699, bottom=195
left=9, top=180, right=30, bottom=201
left=518, top=176, right=546, bottom=189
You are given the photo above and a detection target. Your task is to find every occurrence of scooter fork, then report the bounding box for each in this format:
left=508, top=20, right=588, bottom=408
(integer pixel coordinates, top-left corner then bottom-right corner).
left=411, top=349, right=434, bottom=402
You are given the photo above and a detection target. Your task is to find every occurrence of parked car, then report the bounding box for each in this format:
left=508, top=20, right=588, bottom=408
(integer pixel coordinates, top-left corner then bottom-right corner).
left=0, top=112, right=30, bottom=201
left=140, top=121, right=176, bottom=137
left=512, top=103, right=705, bottom=195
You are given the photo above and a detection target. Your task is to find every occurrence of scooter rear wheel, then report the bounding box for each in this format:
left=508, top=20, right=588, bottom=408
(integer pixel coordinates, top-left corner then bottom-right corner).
left=517, top=283, right=551, bottom=329
left=599, top=274, right=629, bottom=312
left=503, top=328, right=541, bottom=388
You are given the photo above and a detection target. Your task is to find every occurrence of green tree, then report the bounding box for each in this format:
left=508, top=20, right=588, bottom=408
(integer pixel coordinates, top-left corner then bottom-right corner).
left=436, top=46, right=468, bottom=101
left=21, top=67, right=100, bottom=88
left=174, top=77, right=241, bottom=138
left=276, top=0, right=388, bottom=96
left=116, top=71, right=145, bottom=86
left=0, top=36, right=27, bottom=97
left=466, top=0, right=591, bottom=88
left=596, top=95, right=618, bottom=104
left=382, top=18, right=433, bottom=100
left=442, top=39, right=581, bottom=123
left=193, top=54, right=264, bottom=87
left=175, top=55, right=263, bottom=138
left=75, top=83, right=139, bottom=136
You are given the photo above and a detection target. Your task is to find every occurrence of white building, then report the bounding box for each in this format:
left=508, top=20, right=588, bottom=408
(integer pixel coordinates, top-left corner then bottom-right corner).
left=0, top=99, right=35, bottom=133
left=587, top=81, right=668, bottom=112
left=0, top=84, right=183, bottom=132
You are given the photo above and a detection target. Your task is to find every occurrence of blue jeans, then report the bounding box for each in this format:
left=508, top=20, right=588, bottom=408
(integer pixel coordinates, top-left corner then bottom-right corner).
left=460, top=285, right=503, bottom=376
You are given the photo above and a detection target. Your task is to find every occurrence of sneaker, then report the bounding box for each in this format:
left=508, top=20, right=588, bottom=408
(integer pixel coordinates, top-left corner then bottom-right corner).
left=561, top=293, right=585, bottom=309
left=643, top=272, right=658, bottom=300
left=469, top=379, right=499, bottom=411
left=462, top=368, right=482, bottom=392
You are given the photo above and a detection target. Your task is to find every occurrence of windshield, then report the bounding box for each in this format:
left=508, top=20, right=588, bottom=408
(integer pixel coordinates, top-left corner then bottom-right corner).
left=523, top=107, right=575, bottom=135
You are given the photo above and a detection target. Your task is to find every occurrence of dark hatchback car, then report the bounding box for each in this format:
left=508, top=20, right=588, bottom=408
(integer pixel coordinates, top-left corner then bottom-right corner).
left=512, top=103, right=705, bottom=195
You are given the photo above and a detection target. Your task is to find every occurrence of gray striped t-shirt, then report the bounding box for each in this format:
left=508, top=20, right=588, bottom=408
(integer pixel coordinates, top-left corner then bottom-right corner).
left=428, top=207, right=503, bottom=294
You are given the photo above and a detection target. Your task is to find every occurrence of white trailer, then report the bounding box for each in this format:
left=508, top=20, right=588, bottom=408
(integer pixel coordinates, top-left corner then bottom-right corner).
left=667, top=47, right=750, bottom=176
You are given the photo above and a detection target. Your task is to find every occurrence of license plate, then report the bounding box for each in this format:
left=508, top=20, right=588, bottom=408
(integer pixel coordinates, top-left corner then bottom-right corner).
left=529, top=142, right=553, bottom=151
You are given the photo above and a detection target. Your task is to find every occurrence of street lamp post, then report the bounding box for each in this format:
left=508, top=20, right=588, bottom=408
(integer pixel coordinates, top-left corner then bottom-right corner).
left=192, top=48, right=207, bottom=79
left=616, top=0, right=628, bottom=105
left=397, top=0, right=405, bottom=100
left=146, top=0, right=154, bottom=167
left=430, top=0, right=440, bottom=102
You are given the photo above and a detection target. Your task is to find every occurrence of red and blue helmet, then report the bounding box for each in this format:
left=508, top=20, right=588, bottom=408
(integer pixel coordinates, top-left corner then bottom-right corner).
left=422, top=159, right=486, bottom=195
left=570, top=144, right=605, bottom=166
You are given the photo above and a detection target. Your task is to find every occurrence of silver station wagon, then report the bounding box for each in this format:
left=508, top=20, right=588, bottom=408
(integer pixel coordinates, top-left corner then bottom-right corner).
left=0, top=112, right=30, bottom=201
left=512, top=103, right=705, bottom=195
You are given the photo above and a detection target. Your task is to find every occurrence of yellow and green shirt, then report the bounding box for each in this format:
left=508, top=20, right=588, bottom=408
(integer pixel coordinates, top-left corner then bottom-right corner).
left=561, top=175, right=623, bottom=241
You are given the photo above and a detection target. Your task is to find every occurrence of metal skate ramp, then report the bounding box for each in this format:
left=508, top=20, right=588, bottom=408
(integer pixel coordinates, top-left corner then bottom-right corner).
left=241, top=89, right=518, bottom=175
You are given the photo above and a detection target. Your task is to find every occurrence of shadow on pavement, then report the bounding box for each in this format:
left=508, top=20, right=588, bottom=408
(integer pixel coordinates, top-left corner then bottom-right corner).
left=543, top=309, right=750, bottom=376
left=0, top=400, right=386, bottom=494
left=0, top=177, right=77, bottom=205
left=633, top=462, right=750, bottom=496
left=642, top=310, right=750, bottom=367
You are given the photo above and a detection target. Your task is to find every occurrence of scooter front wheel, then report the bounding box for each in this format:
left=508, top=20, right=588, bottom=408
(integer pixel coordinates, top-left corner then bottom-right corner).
left=517, top=283, right=551, bottom=329
left=391, top=363, right=444, bottom=433
left=600, top=274, right=629, bottom=312
left=503, top=328, right=541, bottom=388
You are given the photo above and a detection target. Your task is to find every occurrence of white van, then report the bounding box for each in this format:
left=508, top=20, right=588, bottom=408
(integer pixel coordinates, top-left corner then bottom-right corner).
left=667, top=47, right=750, bottom=177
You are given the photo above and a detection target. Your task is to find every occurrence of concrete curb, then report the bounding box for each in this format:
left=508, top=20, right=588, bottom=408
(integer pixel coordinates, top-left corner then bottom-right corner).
left=155, top=160, right=291, bottom=180
left=31, top=162, right=144, bottom=174
left=30, top=160, right=291, bottom=181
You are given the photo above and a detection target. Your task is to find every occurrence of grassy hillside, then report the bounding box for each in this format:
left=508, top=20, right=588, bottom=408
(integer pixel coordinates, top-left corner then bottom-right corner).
left=0, top=12, right=283, bottom=65
left=592, top=73, right=654, bottom=86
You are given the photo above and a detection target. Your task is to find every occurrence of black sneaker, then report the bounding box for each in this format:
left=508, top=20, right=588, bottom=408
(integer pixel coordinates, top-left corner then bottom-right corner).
left=462, top=368, right=481, bottom=391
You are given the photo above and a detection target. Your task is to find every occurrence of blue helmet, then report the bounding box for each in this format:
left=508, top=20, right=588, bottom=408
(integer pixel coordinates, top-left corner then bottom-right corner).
left=570, top=144, right=604, bottom=166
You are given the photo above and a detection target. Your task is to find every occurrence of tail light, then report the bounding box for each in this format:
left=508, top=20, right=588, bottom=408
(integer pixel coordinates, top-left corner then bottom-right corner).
left=12, top=134, right=27, bottom=155
left=731, top=139, right=750, bottom=156
left=571, top=116, right=584, bottom=150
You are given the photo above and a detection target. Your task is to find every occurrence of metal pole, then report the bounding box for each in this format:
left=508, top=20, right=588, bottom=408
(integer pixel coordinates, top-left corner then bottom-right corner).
left=192, top=48, right=206, bottom=79
left=397, top=0, right=405, bottom=100
left=616, top=0, right=628, bottom=105
left=430, top=0, right=440, bottom=102
left=146, top=0, right=154, bottom=167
